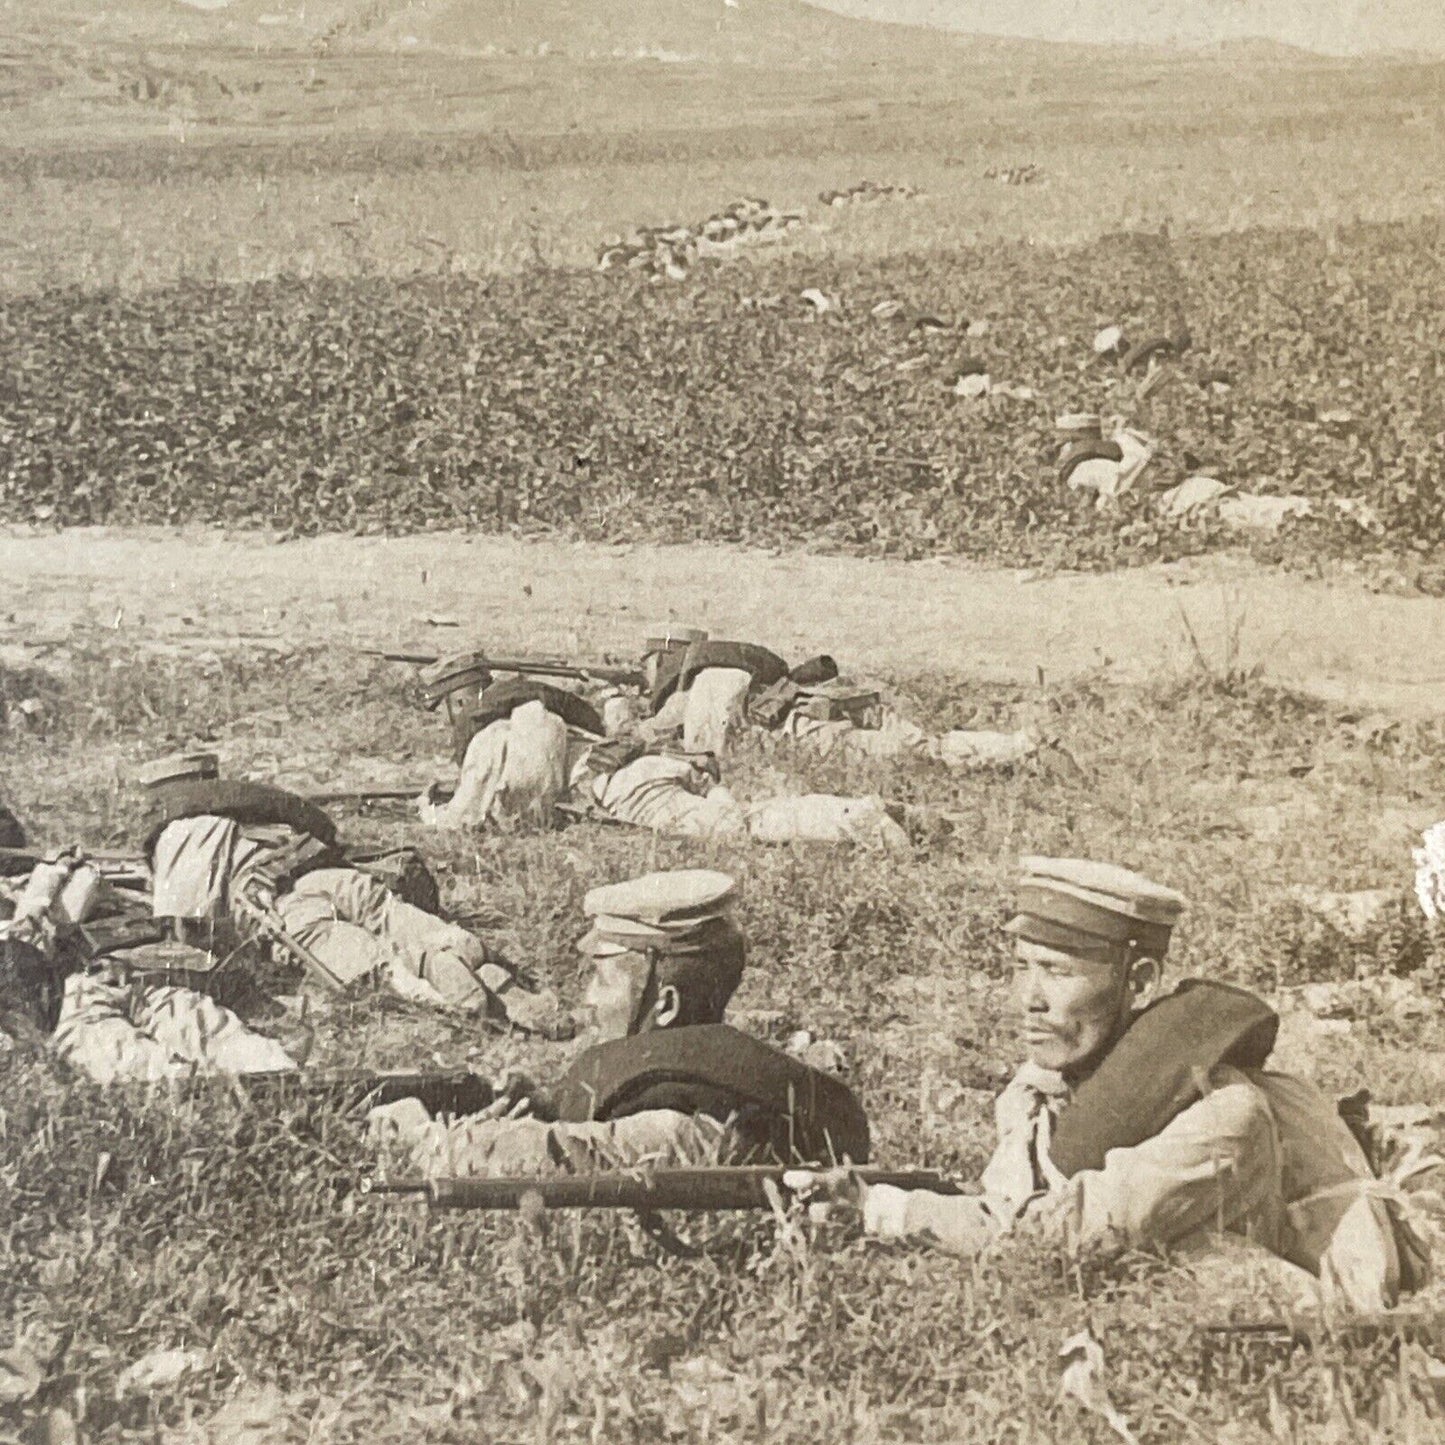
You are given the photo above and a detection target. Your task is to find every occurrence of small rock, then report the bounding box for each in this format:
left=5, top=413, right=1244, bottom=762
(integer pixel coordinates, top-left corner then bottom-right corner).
left=1300, top=982, right=1356, bottom=1020
left=117, top=1346, right=206, bottom=1397
left=1291, top=886, right=1398, bottom=939
left=798, top=1038, right=849, bottom=1074
left=952, top=372, right=991, bottom=398
left=1092, top=324, right=1125, bottom=357
left=0, top=1344, right=43, bottom=1405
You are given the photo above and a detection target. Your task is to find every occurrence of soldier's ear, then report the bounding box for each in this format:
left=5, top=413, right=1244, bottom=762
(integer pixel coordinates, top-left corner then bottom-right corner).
left=1126, top=953, right=1162, bottom=1008
left=653, top=985, right=682, bottom=1029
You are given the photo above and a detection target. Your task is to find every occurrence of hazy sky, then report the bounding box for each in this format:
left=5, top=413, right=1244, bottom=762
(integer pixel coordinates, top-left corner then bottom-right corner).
left=811, top=1, right=1445, bottom=55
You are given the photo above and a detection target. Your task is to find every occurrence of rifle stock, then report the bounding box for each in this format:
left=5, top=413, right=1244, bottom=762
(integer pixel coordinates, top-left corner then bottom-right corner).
left=362, top=1165, right=962, bottom=1212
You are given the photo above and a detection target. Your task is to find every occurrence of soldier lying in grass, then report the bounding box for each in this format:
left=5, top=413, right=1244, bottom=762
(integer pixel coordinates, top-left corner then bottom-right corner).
left=370, top=869, right=870, bottom=1177
left=638, top=634, right=1039, bottom=769
left=140, top=752, right=565, bottom=1030
left=414, top=656, right=909, bottom=850
left=1, top=841, right=300, bottom=1082
left=790, top=858, right=1433, bottom=1315
left=0, top=755, right=567, bottom=1083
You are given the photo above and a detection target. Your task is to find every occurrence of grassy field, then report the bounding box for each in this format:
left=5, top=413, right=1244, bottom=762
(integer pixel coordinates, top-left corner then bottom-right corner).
left=2, top=46, right=1443, bottom=292
left=3, top=638, right=1445, bottom=1441
left=4, top=43, right=1444, bottom=576
left=4, top=11, right=1445, bottom=1440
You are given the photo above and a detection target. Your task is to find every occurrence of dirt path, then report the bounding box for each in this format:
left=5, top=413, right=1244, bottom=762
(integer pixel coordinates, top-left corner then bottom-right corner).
left=2, top=528, right=1442, bottom=715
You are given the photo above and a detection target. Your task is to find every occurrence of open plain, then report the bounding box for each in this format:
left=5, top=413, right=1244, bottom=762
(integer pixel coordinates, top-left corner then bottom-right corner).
left=3, top=2, right=1445, bottom=1441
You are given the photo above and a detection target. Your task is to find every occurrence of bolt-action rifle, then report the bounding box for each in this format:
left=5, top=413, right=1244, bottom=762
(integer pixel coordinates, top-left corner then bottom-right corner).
left=0, top=845, right=148, bottom=879
left=361, top=1165, right=962, bottom=1213
left=298, top=788, right=634, bottom=831
left=232, top=1068, right=496, bottom=1117
left=364, top=649, right=645, bottom=688
left=302, top=787, right=440, bottom=807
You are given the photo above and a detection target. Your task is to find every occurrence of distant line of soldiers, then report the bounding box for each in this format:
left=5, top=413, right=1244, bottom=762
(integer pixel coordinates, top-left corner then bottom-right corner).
left=818, top=179, right=923, bottom=206
left=596, top=196, right=806, bottom=282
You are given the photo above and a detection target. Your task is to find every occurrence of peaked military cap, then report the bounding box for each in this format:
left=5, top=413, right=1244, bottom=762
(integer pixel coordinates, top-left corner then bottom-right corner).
left=137, top=752, right=221, bottom=790
left=584, top=868, right=738, bottom=930
left=418, top=652, right=492, bottom=709
left=577, top=914, right=739, bottom=959
left=1092, top=324, right=1126, bottom=357
left=1006, top=856, right=1185, bottom=961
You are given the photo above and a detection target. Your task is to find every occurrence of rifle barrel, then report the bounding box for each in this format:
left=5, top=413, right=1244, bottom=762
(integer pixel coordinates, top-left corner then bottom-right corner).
left=364, top=650, right=439, bottom=664
left=364, top=1166, right=960, bottom=1212
left=238, top=1069, right=495, bottom=1116
left=0, top=845, right=144, bottom=866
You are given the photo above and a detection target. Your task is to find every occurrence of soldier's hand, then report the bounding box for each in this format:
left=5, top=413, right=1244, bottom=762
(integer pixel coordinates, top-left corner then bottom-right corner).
left=476, top=1068, right=538, bottom=1120
left=781, top=1166, right=869, bottom=1227
left=782, top=1169, right=914, bottom=1239
left=781, top=1166, right=865, bottom=1207
left=476, top=1094, right=533, bottom=1121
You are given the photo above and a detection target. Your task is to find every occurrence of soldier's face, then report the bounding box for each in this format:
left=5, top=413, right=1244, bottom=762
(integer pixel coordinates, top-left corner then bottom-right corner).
left=1012, top=940, right=1136, bottom=1077
left=580, top=955, right=649, bottom=1044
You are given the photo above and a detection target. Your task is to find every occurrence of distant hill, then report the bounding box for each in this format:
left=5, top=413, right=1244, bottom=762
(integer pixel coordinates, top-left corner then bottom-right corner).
left=1204, top=35, right=1338, bottom=63
left=0, top=0, right=219, bottom=45
left=813, top=1, right=1445, bottom=58
left=227, top=0, right=960, bottom=63
left=0, top=0, right=1384, bottom=67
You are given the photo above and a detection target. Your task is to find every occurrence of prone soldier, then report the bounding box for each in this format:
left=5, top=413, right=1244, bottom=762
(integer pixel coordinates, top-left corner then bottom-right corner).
left=790, top=858, right=1431, bottom=1314
left=410, top=651, right=908, bottom=850
left=370, top=868, right=871, bottom=1177
left=141, top=752, right=564, bottom=1030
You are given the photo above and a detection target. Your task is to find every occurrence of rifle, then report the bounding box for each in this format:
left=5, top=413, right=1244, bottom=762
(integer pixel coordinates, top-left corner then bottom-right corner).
left=364, top=649, right=645, bottom=688
left=303, top=787, right=438, bottom=807
left=1195, top=1312, right=1445, bottom=1390
left=232, top=1067, right=495, bottom=1117
left=299, top=789, right=636, bottom=832
left=230, top=885, right=357, bottom=995
left=0, top=845, right=147, bottom=874
left=361, top=1165, right=962, bottom=1212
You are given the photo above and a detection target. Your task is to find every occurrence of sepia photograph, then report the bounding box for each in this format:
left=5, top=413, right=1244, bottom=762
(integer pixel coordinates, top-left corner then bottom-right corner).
left=2, top=1, right=1444, bottom=1439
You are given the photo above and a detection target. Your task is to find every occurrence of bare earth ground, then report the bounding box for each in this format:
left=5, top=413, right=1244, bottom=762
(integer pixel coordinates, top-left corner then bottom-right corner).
left=3, top=528, right=1442, bottom=716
